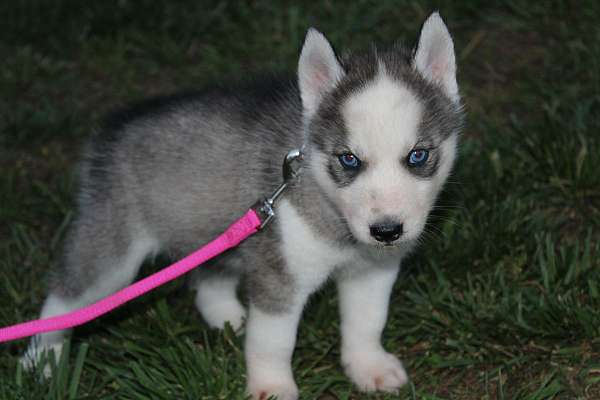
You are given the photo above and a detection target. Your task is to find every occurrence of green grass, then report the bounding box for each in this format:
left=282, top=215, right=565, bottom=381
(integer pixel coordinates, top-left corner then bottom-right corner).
left=1, top=1, right=599, bottom=399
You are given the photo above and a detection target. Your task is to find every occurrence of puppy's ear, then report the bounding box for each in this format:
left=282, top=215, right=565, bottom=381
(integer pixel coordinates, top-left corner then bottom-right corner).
left=413, top=12, right=459, bottom=102
left=298, top=28, right=345, bottom=118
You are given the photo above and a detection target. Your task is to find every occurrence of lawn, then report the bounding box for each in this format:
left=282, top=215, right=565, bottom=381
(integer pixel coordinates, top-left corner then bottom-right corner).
left=1, top=1, right=599, bottom=399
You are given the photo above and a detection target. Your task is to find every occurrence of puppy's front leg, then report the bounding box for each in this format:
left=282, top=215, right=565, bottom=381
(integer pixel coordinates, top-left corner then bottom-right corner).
left=337, top=264, right=408, bottom=393
left=245, top=304, right=303, bottom=400
left=244, top=200, right=335, bottom=399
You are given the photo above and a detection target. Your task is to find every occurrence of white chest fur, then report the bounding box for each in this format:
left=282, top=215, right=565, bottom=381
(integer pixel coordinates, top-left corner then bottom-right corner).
left=277, top=199, right=354, bottom=292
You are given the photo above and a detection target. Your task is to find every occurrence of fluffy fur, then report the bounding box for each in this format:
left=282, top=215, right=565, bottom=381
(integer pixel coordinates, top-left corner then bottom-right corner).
left=23, top=12, right=463, bottom=399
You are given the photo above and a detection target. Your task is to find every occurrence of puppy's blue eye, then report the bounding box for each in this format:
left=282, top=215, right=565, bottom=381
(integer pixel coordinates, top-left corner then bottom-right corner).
left=339, top=153, right=361, bottom=170
left=407, top=149, right=429, bottom=167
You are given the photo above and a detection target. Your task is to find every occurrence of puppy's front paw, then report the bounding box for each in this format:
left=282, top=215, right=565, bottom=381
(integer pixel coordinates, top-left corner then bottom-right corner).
left=342, top=349, right=408, bottom=393
left=247, top=378, right=298, bottom=400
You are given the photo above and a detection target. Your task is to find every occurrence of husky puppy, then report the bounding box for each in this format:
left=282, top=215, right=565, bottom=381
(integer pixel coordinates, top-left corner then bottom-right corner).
left=23, top=12, right=462, bottom=399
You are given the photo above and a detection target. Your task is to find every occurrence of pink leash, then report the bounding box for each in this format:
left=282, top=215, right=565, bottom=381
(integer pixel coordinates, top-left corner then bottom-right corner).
left=0, top=209, right=261, bottom=343
left=0, top=148, right=303, bottom=344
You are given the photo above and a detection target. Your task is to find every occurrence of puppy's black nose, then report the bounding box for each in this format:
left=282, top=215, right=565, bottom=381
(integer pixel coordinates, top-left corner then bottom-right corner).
left=370, top=223, right=403, bottom=243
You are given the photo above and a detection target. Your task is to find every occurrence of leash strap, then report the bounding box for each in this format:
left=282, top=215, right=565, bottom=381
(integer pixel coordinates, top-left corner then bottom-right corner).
left=0, top=209, right=261, bottom=343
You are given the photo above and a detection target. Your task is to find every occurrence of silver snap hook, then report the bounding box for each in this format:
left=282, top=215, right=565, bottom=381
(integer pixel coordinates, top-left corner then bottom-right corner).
left=253, top=148, right=303, bottom=229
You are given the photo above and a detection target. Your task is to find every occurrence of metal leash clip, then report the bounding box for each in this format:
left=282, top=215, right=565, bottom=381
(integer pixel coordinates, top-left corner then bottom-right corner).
left=253, top=148, right=303, bottom=229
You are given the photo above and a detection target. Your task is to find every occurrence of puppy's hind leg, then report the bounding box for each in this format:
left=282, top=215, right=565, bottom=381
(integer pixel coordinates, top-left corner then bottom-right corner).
left=193, top=271, right=246, bottom=332
left=21, top=213, right=159, bottom=375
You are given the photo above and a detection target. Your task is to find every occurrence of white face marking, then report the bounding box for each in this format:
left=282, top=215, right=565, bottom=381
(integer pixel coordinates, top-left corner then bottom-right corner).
left=316, top=71, right=455, bottom=245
